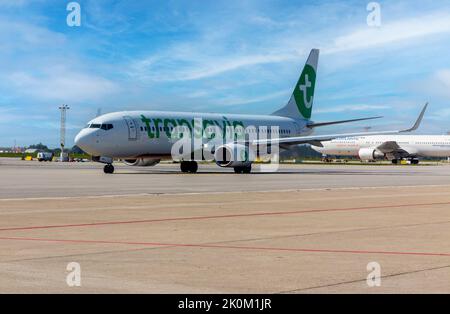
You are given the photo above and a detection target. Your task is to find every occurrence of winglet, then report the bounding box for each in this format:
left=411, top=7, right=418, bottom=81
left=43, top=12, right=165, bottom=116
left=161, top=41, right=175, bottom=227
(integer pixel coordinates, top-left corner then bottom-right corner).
left=400, top=103, right=428, bottom=133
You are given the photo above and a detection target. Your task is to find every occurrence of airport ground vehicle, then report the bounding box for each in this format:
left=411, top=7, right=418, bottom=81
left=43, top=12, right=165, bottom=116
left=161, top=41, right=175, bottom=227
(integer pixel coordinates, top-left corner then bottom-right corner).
left=37, top=152, right=53, bottom=162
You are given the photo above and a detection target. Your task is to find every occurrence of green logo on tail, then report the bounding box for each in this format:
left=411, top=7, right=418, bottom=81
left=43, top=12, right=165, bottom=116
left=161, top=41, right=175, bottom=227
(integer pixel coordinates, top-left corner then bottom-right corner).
left=293, top=64, right=316, bottom=119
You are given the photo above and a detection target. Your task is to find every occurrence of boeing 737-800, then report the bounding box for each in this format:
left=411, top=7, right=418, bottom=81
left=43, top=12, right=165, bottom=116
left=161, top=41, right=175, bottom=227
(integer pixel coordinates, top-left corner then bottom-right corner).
left=74, top=49, right=427, bottom=174
left=311, top=133, right=450, bottom=164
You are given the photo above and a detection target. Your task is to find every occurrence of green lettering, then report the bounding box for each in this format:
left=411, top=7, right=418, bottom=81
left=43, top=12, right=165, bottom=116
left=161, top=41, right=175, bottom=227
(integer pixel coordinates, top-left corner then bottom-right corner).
left=222, top=117, right=232, bottom=140
left=140, top=115, right=154, bottom=139
left=192, top=119, right=202, bottom=139
left=213, top=120, right=224, bottom=139
left=164, top=118, right=178, bottom=138
left=153, top=118, right=163, bottom=138
left=176, top=119, right=192, bottom=139
left=233, top=120, right=245, bottom=141
left=202, top=119, right=215, bottom=139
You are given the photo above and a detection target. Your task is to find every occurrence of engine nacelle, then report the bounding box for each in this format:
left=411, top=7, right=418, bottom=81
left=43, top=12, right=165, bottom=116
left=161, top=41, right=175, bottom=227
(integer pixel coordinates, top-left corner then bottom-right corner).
left=214, top=144, right=252, bottom=168
left=358, top=148, right=385, bottom=161
left=123, top=158, right=160, bottom=167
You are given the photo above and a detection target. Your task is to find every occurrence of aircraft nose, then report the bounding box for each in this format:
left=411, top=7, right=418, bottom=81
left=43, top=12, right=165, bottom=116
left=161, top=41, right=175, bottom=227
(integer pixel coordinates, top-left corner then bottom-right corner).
left=74, top=129, right=96, bottom=153
left=74, top=132, right=82, bottom=146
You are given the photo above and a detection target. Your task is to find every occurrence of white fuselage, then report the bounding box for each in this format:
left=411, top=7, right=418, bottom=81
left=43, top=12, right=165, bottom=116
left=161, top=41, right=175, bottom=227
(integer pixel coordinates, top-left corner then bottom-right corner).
left=313, top=135, right=450, bottom=158
left=75, top=111, right=312, bottom=159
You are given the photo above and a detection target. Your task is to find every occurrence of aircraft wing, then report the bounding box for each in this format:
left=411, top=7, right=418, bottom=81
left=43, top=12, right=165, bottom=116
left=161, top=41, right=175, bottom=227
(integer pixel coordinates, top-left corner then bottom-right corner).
left=376, top=141, right=411, bottom=158
left=250, top=103, right=427, bottom=147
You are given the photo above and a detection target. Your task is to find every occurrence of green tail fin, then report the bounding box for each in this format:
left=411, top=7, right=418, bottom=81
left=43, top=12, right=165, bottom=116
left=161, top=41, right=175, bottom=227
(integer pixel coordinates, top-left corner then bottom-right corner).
left=272, top=49, right=319, bottom=120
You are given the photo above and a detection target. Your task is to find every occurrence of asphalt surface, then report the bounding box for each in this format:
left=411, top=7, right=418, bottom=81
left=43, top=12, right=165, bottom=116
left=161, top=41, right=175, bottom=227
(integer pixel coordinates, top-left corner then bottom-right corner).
left=1, top=158, right=450, bottom=293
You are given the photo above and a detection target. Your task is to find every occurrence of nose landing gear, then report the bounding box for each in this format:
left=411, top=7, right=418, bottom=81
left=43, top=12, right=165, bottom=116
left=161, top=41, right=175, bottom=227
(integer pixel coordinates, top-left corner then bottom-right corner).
left=233, top=165, right=252, bottom=174
left=180, top=161, right=198, bottom=173
left=104, top=164, right=115, bottom=174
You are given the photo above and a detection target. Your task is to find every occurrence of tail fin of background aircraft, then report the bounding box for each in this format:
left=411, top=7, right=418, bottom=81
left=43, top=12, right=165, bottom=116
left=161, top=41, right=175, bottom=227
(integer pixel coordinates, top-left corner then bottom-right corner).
left=272, top=48, right=319, bottom=120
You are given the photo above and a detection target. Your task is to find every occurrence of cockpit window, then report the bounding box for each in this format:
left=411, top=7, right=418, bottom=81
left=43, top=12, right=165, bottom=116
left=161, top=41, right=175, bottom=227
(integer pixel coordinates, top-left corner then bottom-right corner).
left=101, top=124, right=114, bottom=130
left=89, top=124, right=101, bottom=129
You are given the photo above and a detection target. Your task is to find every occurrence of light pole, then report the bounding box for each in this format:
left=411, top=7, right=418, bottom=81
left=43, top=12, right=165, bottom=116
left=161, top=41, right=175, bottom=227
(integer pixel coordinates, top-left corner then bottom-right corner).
left=59, top=104, right=70, bottom=162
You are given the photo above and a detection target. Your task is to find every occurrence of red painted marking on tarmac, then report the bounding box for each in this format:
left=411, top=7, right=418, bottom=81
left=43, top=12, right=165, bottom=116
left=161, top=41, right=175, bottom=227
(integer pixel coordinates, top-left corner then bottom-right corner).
left=1, top=201, right=450, bottom=233
left=1, top=236, right=450, bottom=257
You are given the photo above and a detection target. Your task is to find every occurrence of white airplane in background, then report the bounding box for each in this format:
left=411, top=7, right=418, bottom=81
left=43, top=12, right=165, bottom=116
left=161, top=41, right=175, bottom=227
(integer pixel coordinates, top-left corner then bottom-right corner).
left=74, top=49, right=427, bottom=174
left=311, top=131, right=450, bottom=164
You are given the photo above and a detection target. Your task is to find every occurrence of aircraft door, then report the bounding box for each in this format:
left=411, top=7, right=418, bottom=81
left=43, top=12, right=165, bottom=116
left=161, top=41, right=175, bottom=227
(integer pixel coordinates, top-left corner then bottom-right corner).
left=123, top=116, right=138, bottom=141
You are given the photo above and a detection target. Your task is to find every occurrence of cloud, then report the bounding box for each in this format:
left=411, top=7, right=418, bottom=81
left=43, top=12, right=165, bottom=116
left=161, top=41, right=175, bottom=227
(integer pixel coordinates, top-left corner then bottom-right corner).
left=315, top=104, right=391, bottom=114
left=412, top=68, right=450, bottom=103
left=326, top=13, right=450, bottom=54
left=215, top=89, right=290, bottom=107
left=128, top=9, right=450, bottom=83
left=129, top=51, right=295, bottom=82
left=8, top=68, right=119, bottom=102
left=434, top=70, right=450, bottom=95
left=0, top=0, right=29, bottom=7
left=0, top=19, right=66, bottom=52
left=2, top=1, right=450, bottom=146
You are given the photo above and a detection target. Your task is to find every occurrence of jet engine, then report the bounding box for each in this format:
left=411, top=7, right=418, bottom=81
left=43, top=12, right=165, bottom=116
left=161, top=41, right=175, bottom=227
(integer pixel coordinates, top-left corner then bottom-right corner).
left=214, top=144, right=252, bottom=168
left=123, top=158, right=160, bottom=167
left=358, top=148, right=385, bottom=161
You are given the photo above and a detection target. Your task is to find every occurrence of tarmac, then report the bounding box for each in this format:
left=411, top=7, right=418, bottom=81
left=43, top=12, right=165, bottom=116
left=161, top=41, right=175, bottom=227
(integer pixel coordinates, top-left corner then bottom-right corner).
left=1, top=158, right=450, bottom=293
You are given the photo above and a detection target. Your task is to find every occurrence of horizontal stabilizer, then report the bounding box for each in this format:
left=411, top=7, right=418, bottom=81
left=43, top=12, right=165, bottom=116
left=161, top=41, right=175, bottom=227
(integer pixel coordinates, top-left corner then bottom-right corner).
left=307, top=116, right=382, bottom=128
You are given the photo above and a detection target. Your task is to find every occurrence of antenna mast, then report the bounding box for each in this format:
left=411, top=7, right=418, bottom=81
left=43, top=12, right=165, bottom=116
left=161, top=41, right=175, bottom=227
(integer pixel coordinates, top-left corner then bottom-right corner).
left=59, top=104, right=70, bottom=161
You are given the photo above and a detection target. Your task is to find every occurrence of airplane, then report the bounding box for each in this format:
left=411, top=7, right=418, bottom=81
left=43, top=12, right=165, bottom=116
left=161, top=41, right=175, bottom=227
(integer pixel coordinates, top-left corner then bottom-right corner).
left=74, top=49, right=427, bottom=174
left=311, top=131, right=450, bottom=165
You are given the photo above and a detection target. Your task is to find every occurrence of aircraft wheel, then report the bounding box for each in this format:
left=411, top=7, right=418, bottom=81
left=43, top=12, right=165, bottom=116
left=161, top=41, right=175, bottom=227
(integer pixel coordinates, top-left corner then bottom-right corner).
left=234, top=165, right=252, bottom=174
left=181, top=161, right=198, bottom=173
left=188, top=161, right=198, bottom=173
left=104, top=164, right=114, bottom=174
left=180, top=162, right=189, bottom=173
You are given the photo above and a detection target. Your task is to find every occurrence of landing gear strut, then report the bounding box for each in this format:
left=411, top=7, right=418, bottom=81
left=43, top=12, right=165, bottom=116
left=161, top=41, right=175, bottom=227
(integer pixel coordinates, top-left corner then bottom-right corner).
left=180, top=161, right=198, bottom=173
left=234, top=164, right=252, bottom=174
left=104, top=164, right=114, bottom=174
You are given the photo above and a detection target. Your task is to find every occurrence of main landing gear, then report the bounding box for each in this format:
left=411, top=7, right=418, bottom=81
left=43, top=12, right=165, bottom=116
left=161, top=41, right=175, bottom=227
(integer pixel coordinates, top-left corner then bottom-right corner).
left=104, top=164, right=115, bottom=174
left=180, top=161, right=198, bottom=173
left=392, top=158, right=419, bottom=165
left=233, top=165, right=252, bottom=174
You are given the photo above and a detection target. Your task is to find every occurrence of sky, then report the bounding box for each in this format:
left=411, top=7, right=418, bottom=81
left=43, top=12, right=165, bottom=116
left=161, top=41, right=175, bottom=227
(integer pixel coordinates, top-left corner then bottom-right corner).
left=1, top=0, right=450, bottom=148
